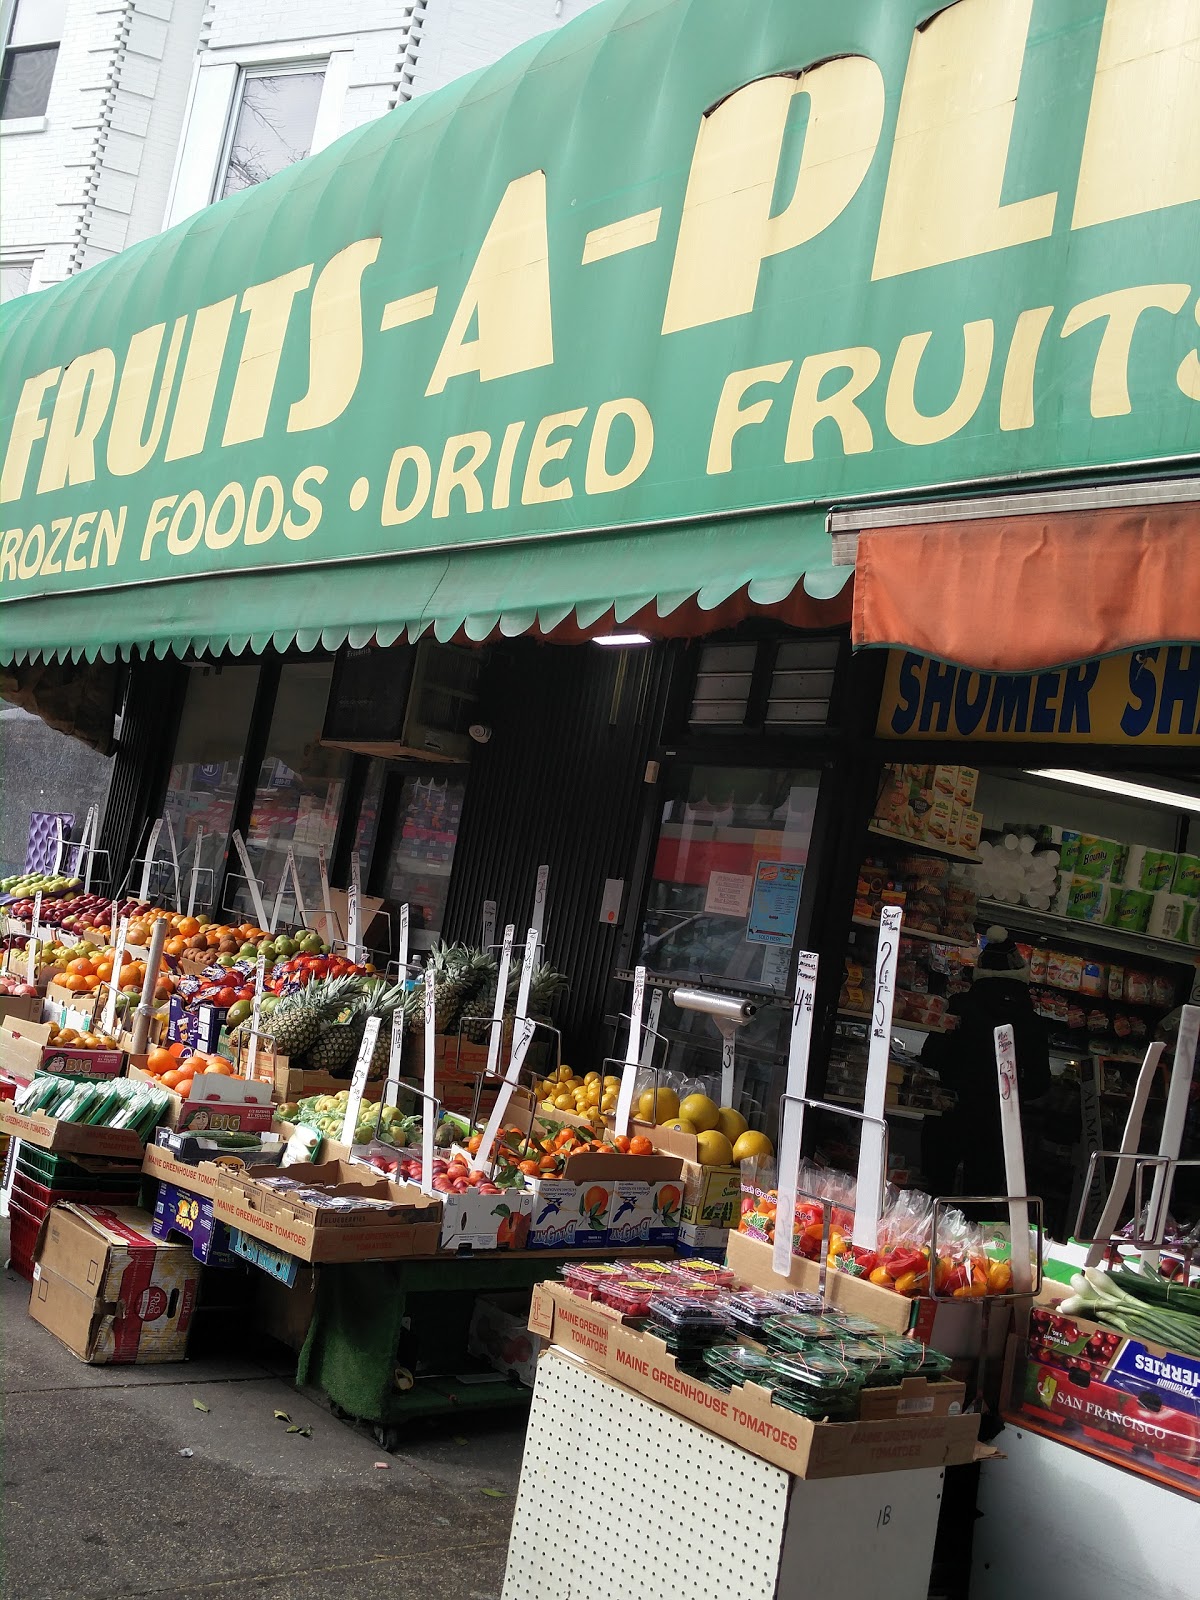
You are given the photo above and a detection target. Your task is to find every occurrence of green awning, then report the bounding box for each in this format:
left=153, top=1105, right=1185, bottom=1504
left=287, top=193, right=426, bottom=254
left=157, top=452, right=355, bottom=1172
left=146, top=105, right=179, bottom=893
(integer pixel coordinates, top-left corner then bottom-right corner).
left=3, top=0, right=1196, bottom=664
left=1, top=511, right=848, bottom=662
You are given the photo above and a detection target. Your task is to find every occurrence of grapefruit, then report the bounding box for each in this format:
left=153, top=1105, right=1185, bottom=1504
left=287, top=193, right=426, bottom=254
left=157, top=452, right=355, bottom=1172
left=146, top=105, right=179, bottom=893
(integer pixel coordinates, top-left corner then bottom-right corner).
left=638, top=1085, right=679, bottom=1122
left=716, top=1107, right=749, bottom=1143
left=657, top=1116, right=697, bottom=1136
left=678, top=1092, right=719, bottom=1132
left=732, top=1130, right=775, bottom=1162
left=695, top=1129, right=734, bottom=1166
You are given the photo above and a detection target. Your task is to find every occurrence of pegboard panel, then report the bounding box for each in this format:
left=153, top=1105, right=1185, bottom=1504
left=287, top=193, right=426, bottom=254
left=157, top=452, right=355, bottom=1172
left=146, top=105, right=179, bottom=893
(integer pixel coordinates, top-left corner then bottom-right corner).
left=26, top=813, right=74, bottom=874
left=503, top=1353, right=788, bottom=1600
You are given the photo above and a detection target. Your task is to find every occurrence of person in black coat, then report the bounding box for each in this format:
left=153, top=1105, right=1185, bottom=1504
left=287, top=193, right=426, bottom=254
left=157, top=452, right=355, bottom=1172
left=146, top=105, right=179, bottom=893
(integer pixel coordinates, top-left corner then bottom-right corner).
left=920, top=927, right=1052, bottom=1198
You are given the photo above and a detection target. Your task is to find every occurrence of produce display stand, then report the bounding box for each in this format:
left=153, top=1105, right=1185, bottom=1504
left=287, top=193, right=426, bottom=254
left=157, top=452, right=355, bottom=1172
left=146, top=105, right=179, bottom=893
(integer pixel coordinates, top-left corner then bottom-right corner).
left=503, top=1351, right=950, bottom=1600
left=296, top=1245, right=673, bottom=1447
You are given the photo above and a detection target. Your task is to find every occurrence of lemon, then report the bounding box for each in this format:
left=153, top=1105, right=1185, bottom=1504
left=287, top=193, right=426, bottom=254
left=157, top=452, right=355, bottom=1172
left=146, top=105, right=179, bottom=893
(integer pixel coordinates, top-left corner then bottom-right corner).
left=553, top=1092, right=574, bottom=1110
left=716, top=1107, right=749, bottom=1143
left=601, top=1093, right=618, bottom=1112
left=638, top=1086, right=679, bottom=1123
left=556, top=1065, right=574, bottom=1082
left=695, top=1129, right=734, bottom=1166
left=584, top=1071, right=600, bottom=1084
left=603, top=1075, right=621, bottom=1089
left=732, top=1130, right=775, bottom=1162
left=586, top=1083, right=603, bottom=1105
left=678, top=1093, right=719, bottom=1133
left=657, top=1116, right=697, bottom=1136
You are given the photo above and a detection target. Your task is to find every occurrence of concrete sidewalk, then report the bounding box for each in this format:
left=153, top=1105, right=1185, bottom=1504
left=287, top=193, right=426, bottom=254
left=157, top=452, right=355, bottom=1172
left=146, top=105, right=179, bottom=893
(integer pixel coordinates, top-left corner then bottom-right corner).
left=0, top=1238, right=526, bottom=1600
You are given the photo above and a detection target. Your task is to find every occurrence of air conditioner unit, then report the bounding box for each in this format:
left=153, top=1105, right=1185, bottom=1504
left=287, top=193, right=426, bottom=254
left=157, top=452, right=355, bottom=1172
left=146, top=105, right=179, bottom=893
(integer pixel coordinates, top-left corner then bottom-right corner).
left=321, top=641, right=482, bottom=763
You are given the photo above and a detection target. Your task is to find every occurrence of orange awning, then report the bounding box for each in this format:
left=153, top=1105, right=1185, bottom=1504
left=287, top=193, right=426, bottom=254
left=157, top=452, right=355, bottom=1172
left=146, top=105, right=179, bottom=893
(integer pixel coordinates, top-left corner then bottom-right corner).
left=851, top=502, right=1200, bottom=671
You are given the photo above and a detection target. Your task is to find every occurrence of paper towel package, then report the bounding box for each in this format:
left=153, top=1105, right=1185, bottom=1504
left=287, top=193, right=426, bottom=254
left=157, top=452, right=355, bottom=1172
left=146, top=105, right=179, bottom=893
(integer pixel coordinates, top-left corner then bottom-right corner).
left=1107, top=889, right=1154, bottom=933
left=1074, top=837, right=1126, bottom=882
left=1122, top=846, right=1177, bottom=893
left=1147, top=892, right=1199, bottom=945
left=1063, top=876, right=1112, bottom=924
left=1171, top=854, right=1200, bottom=899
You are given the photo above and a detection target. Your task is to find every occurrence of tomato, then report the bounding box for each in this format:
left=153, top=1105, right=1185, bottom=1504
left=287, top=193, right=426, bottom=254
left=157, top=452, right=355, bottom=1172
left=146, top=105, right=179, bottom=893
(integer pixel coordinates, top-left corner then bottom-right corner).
left=214, top=986, right=238, bottom=1008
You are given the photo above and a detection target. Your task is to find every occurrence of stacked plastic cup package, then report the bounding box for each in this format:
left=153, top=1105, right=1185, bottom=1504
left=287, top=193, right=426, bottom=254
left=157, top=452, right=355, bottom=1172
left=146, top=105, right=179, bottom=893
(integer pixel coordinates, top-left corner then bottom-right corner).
left=975, top=829, right=1199, bottom=945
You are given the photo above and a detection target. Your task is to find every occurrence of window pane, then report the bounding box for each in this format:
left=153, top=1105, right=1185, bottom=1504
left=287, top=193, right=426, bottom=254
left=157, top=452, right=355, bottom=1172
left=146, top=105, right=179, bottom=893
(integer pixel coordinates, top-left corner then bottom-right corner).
left=1, top=262, right=31, bottom=302
left=237, top=663, right=350, bottom=922
left=161, top=665, right=260, bottom=914
left=11, top=0, right=66, bottom=47
left=375, top=773, right=466, bottom=948
left=220, top=70, right=324, bottom=198
left=0, top=708, right=113, bottom=881
left=637, top=765, right=821, bottom=1118
left=0, top=46, right=59, bottom=119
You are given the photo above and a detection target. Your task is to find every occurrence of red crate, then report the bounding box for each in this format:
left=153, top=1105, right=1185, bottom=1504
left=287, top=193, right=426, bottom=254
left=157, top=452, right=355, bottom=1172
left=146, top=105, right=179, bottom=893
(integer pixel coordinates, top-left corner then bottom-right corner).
left=7, top=1195, right=43, bottom=1281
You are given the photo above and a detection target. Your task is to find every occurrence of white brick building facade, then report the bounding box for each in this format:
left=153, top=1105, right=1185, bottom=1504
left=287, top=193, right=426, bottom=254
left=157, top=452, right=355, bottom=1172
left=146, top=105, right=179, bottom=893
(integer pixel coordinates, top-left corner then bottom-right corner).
left=1, top=0, right=606, bottom=296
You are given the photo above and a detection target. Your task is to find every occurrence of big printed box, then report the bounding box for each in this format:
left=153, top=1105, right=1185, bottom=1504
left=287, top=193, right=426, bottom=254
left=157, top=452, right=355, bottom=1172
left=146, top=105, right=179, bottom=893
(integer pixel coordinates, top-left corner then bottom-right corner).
left=530, top=1281, right=978, bottom=1479
left=1004, top=1281, right=1200, bottom=1499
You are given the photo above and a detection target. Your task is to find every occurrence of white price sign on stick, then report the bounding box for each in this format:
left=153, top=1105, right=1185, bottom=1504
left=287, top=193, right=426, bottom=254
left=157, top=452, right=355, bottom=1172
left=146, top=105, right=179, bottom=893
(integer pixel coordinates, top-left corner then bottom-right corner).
left=231, top=831, right=269, bottom=930
left=387, top=1006, right=406, bottom=1086
left=485, top=925, right=515, bottom=1077
left=470, top=1017, right=538, bottom=1173
left=186, top=827, right=205, bottom=920
left=81, top=805, right=99, bottom=894
left=139, top=817, right=164, bottom=904
left=773, top=950, right=820, bottom=1278
left=422, top=967, right=437, bottom=1192
left=994, top=1023, right=1032, bottom=1294
left=341, top=1017, right=382, bottom=1146
left=397, top=904, right=410, bottom=978
left=1085, top=1039, right=1165, bottom=1269
left=317, top=844, right=337, bottom=942
left=640, top=988, right=663, bottom=1069
left=856, top=907, right=901, bottom=1251
left=614, top=966, right=647, bottom=1137
left=512, top=927, right=538, bottom=1037
left=481, top=899, right=497, bottom=953
left=25, top=891, right=43, bottom=985
left=347, top=857, right=362, bottom=960
left=244, top=955, right=268, bottom=1081
left=531, top=865, right=549, bottom=942
left=1142, top=1003, right=1199, bottom=1269
left=163, top=812, right=181, bottom=911
left=52, top=818, right=65, bottom=875
left=102, top=917, right=130, bottom=1037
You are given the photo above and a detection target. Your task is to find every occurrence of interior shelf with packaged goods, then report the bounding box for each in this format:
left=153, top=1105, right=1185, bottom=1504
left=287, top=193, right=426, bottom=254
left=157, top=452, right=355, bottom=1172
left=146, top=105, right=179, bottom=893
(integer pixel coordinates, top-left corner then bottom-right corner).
left=974, top=898, right=1200, bottom=964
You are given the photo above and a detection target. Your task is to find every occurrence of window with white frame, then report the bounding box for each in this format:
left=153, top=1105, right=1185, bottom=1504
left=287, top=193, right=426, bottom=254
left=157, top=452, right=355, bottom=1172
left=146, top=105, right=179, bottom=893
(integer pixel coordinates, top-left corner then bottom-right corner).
left=218, top=66, right=325, bottom=199
left=0, top=0, right=64, bottom=121
left=1, top=260, right=32, bottom=301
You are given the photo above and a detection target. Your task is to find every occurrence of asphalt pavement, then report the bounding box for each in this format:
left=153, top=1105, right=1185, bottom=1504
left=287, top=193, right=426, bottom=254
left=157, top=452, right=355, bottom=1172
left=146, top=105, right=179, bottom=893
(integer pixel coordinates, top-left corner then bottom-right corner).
left=0, top=1228, right=527, bottom=1600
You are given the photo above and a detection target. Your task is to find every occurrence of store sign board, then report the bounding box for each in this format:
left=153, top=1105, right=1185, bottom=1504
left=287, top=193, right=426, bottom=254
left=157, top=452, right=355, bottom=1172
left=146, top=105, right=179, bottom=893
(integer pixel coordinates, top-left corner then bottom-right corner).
left=2, top=0, right=1199, bottom=628
left=879, top=647, right=1200, bottom=744
left=746, top=861, right=804, bottom=946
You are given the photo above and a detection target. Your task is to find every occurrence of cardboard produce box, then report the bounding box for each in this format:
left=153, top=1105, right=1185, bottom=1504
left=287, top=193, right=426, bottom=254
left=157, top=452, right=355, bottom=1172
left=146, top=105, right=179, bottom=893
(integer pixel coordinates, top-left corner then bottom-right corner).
left=526, top=1149, right=684, bottom=1249
left=30, top=1204, right=201, bottom=1363
left=439, top=1186, right=533, bottom=1252
left=0, top=993, right=46, bottom=1025
left=151, top=1182, right=238, bottom=1267
left=0, top=1102, right=146, bottom=1161
left=1003, top=1281, right=1200, bottom=1499
left=529, top=1281, right=977, bottom=1479
left=0, top=1019, right=124, bottom=1083
left=126, top=1065, right=275, bottom=1134
left=212, top=1158, right=441, bottom=1263
left=680, top=1159, right=742, bottom=1227
left=469, top=1291, right=540, bottom=1387
left=42, top=981, right=100, bottom=1023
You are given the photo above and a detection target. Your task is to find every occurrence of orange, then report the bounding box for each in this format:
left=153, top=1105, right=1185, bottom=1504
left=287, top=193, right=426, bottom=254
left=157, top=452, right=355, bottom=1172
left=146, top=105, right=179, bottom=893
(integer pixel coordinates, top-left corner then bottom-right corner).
left=61, top=974, right=86, bottom=993
left=176, top=916, right=200, bottom=938
left=95, top=960, right=113, bottom=982
left=206, top=1060, right=233, bottom=1076
left=628, top=1135, right=655, bottom=1156
left=83, top=974, right=101, bottom=992
left=174, top=1076, right=193, bottom=1099
left=147, top=1046, right=175, bottom=1076
left=66, top=957, right=95, bottom=976
left=164, top=936, right=186, bottom=957
left=161, top=1069, right=184, bottom=1089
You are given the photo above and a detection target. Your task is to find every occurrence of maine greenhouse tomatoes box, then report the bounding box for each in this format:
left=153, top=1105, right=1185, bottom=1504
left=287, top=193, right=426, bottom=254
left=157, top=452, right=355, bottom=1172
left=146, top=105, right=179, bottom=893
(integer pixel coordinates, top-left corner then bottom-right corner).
left=211, top=1158, right=441, bottom=1263
left=529, top=1282, right=977, bottom=1480
left=1004, top=1280, right=1200, bottom=1500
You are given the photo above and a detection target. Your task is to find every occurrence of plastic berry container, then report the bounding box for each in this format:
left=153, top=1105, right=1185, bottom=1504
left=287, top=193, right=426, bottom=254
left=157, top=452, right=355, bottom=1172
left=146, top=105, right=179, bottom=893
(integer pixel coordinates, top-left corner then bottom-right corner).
left=560, top=1262, right=626, bottom=1299
left=831, top=1339, right=910, bottom=1386
left=775, top=1289, right=825, bottom=1315
left=672, top=1260, right=737, bottom=1288
left=823, top=1311, right=882, bottom=1338
left=600, top=1279, right=663, bottom=1318
left=761, top=1313, right=846, bottom=1349
left=726, top=1291, right=791, bottom=1337
left=647, top=1294, right=730, bottom=1348
left=702, top=1344, right=778, bottom=1386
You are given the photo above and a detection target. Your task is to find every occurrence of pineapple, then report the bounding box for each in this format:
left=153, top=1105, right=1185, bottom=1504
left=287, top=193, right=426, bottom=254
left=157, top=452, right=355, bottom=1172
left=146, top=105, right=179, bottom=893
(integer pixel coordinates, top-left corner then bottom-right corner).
left=302, top=1019, right=364, bottom=1076
left=403, top=943, right=497, bottom=1038
left=266, top=973, right=363, bottom=1058
left=356, top=978, right=408, bottom=1079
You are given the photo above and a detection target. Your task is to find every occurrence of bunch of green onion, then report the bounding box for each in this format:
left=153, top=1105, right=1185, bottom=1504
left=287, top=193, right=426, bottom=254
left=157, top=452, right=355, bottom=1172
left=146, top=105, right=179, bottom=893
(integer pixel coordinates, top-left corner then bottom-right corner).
left=1058, top=1267, right=1200, bottom=1357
